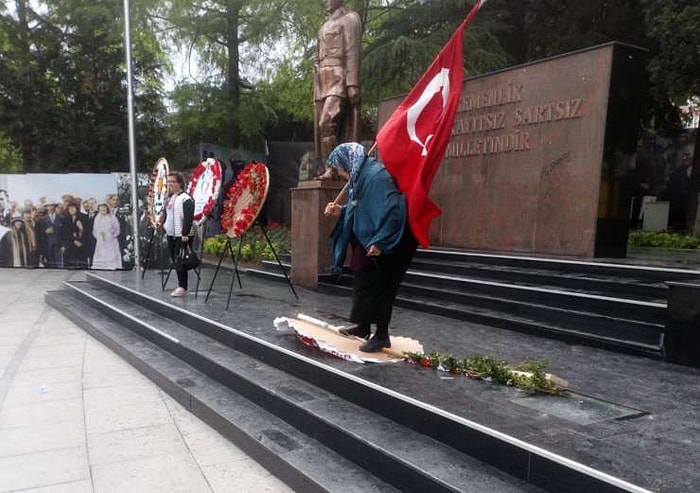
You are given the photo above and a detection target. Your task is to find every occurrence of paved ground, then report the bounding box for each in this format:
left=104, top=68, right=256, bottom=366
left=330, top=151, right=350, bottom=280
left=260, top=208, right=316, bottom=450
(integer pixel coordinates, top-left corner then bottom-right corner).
left=0, top=269, right=293, bottom=493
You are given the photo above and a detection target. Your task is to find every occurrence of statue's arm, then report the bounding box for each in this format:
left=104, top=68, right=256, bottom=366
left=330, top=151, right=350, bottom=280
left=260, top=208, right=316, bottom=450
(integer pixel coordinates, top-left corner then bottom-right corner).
left=344, top=12, right=362, bottom=94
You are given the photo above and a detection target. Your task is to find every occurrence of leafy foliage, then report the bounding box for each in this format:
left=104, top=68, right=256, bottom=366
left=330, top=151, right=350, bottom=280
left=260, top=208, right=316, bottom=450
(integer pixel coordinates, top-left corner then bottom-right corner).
left=257, top=59, right=315, bottom=132
left=362, top=0, right=507, bottom=100
left=640, top=0, right=700, bottom=233
left=404, top=351, right=563, bottom=395
left=484, top=0, right=648, bottom=64
left=162, top=0, right=320, bottom=152
left=0, top=132, right=22, bottom=173
left=202, top=234, right=228, bottom=257
left=628, top=231, right=700, bottom=249
left=0, top=0, right=169, bottom=172
left=641, top=0, right=700, bottom=105
left=1, top=0, right=697, bottom=175
left=203, top=224, right=290, bottom=263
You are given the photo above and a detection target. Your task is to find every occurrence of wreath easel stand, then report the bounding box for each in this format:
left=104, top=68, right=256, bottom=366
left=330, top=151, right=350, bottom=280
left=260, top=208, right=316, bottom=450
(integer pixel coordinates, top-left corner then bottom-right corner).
left=204, top=162, right=297, bottom=310
left=204, top=234, right=244, bottom=310
left=204, top=219, right=297, bottom=309
left=141, top=226, right=168, bottom=280
left=257, top=221, right=298, bottom=298
left=192, top=221, right=206, bottom=297
left=142, top=158, right=170, bottom=281
left=205, top=217, right=298, bottom=309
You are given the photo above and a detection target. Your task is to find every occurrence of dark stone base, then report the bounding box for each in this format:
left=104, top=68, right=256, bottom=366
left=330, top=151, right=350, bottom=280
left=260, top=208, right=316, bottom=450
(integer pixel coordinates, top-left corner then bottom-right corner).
left=666, top=282, right=700, bottom=367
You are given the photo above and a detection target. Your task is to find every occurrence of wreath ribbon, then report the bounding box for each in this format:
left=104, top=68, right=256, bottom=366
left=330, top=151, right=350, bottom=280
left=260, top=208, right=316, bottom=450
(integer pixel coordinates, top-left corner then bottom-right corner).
left=187, top=158, right=223, bottom=221
left=147, top=158, right=169, bottom=227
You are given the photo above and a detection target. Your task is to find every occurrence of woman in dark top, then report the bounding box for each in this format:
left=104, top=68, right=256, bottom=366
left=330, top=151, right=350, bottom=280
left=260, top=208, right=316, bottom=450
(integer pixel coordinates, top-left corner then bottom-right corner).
left=65, top=202, right=87, bottom=269
left=156, top=171, right=195, bottom=297
left=325, top=143, right=417, bottom=352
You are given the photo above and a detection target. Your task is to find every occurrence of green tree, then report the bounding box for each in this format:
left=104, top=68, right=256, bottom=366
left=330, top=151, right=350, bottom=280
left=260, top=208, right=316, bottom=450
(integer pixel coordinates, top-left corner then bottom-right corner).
left=0, top=132, right=23, bottom=173
left=0, top=1, right=62, bottom=170
left=641, top=0, right=700, bottom=233
left=362, top=0, right=507, bottom=102
left=256, top=58, right=315, bottom=141
left=486, top=0, right=648, bottom=64
left=0, top=0, right=169, bottom=172
left=258, top=0, right=507, bottom=139
left=163, top=0, right=318, bottom=153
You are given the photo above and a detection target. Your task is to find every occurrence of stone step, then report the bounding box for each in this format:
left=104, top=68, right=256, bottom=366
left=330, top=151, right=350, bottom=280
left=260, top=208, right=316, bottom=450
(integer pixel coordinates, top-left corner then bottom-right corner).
left=414, top=249, right=700, bottom=284
left=48, top=283, right=543, bottom=493
left=398, top=272, right=666, bottom=325
left=45, top=289, right=394, bottom=493
left=254, top=263, right=666, bottom=354
left=45, top=272, right=655, bottom=493
left=261, top=252, right=683, bottom=303
left=274, top=263, right=666, bottom=326
left=407, top=258, right=668, bottom=302
left=259, top=257, right=671, bottom=313
left=264, top=252, right=693, bottom=299
left=258, top=260, right=291, bottom=275
left=318, top=281, right=663, bottom=357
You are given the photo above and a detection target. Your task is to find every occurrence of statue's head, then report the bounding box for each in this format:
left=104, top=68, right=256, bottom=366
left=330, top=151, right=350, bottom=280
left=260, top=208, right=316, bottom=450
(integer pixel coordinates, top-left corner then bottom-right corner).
left=325, top=0, right=343, bottom=14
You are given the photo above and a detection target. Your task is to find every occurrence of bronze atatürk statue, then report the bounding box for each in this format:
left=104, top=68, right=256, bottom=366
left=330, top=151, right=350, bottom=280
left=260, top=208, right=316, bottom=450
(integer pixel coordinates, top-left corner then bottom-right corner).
left=313, top=0, right=362, bottom=179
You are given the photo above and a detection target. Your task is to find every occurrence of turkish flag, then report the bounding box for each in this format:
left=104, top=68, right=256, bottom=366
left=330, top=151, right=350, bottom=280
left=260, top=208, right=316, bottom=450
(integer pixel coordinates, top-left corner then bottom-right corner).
left=376, top=0, right=486, bottom=247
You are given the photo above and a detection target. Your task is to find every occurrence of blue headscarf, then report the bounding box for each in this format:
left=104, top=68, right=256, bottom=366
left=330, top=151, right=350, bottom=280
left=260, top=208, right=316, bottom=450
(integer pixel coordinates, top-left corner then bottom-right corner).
left=326, top=143, right=367, bottom=198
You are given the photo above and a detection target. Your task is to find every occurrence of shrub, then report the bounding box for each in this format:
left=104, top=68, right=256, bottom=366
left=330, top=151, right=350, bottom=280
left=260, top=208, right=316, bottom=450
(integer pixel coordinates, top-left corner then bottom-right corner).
left=203, top=223, right=291, bottom=262
left=628, top=231, right=700, bottom=249
left=202, top=234, right=228, bottom=256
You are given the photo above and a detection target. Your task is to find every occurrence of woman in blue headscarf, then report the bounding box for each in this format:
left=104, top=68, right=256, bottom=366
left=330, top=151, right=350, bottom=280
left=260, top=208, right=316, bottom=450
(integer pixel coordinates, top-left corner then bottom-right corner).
left=325, top=143, right=417, bottom=352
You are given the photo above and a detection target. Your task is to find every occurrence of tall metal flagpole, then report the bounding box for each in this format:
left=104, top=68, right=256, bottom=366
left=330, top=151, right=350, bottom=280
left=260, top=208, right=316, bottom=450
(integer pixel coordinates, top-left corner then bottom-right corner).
left=123, top=0, right=141, bottom=270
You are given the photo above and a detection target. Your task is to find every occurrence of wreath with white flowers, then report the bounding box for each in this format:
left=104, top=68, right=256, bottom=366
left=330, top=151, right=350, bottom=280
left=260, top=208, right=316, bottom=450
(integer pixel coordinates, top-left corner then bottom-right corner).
left=147, top=157, right=169, bottom=227
left=221, top=162, right=270, bottom=239
left=187, top=158, right=222, bottom=222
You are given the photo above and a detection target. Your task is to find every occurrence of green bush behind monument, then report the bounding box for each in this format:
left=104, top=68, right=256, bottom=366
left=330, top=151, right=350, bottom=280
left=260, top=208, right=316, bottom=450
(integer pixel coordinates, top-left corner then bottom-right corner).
left=203, top=224, right=291, bottom=263
left=628, top=231, right=700, bottom=249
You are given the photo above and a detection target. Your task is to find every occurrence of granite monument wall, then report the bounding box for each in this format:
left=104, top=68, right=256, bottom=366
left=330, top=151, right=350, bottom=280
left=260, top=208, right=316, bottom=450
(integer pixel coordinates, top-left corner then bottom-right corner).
left=377, top=42, right=646, bottom=257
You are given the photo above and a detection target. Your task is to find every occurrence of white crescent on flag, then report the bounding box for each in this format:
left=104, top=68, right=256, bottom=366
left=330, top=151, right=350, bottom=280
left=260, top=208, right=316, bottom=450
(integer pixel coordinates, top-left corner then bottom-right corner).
left=406, top=68, right=451, bottom=157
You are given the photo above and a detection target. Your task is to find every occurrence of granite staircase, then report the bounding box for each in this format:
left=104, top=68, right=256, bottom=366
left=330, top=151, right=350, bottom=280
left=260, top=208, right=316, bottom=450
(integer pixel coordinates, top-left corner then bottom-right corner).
left=45, top=271, right=651, bottom=493
left=248, top=249, right=700, bottom=358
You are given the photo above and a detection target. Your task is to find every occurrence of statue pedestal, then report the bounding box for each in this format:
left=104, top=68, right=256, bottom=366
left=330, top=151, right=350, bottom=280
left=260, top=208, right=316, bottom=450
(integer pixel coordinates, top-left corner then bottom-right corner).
left=291, top=180, right=344, bottom=288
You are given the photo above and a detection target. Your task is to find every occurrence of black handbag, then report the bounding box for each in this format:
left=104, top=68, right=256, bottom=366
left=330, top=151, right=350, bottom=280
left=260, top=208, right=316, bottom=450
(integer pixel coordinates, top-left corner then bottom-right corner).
left=175, top=243, right=200, bottom=271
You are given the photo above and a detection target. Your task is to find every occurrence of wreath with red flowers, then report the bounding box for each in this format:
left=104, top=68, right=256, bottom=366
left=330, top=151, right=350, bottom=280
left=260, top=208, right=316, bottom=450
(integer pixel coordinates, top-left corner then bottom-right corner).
left=187, top=158, right=222, bottom=221
left=147, top=157, right=169, bottom=227
left=221, top=162, right=270, bottom=239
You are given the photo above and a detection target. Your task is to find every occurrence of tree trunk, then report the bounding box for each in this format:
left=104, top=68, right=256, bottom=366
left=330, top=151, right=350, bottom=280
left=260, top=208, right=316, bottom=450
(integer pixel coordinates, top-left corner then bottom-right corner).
left=14, top=0, right=33, bottom=170
left=687, top=128, right=700, bottom=235
left=225, top=0, right=241, bottom=149
left=504, top=0, right=529, bottom=64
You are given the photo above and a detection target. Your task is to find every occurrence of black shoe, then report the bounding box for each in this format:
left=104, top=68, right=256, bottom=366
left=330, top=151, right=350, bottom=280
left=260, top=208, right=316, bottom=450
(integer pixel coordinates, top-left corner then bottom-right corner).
left=359, top=335, right=391, bottom=353
left=339, top=326, right=370, bottom=340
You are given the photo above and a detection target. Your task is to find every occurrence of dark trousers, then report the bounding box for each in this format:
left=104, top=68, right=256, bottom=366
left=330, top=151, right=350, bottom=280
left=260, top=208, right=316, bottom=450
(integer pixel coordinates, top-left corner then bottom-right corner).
left=44, top=242, right=63, bottom=268
left=349, top=228, right=417, bottom=334
left=167, top=236, right=193, bottom=290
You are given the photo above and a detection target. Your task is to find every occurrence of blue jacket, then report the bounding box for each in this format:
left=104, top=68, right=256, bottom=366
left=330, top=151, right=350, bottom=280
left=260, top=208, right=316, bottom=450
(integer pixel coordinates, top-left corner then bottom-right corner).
left=329, top=159, right=407, bottom=271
